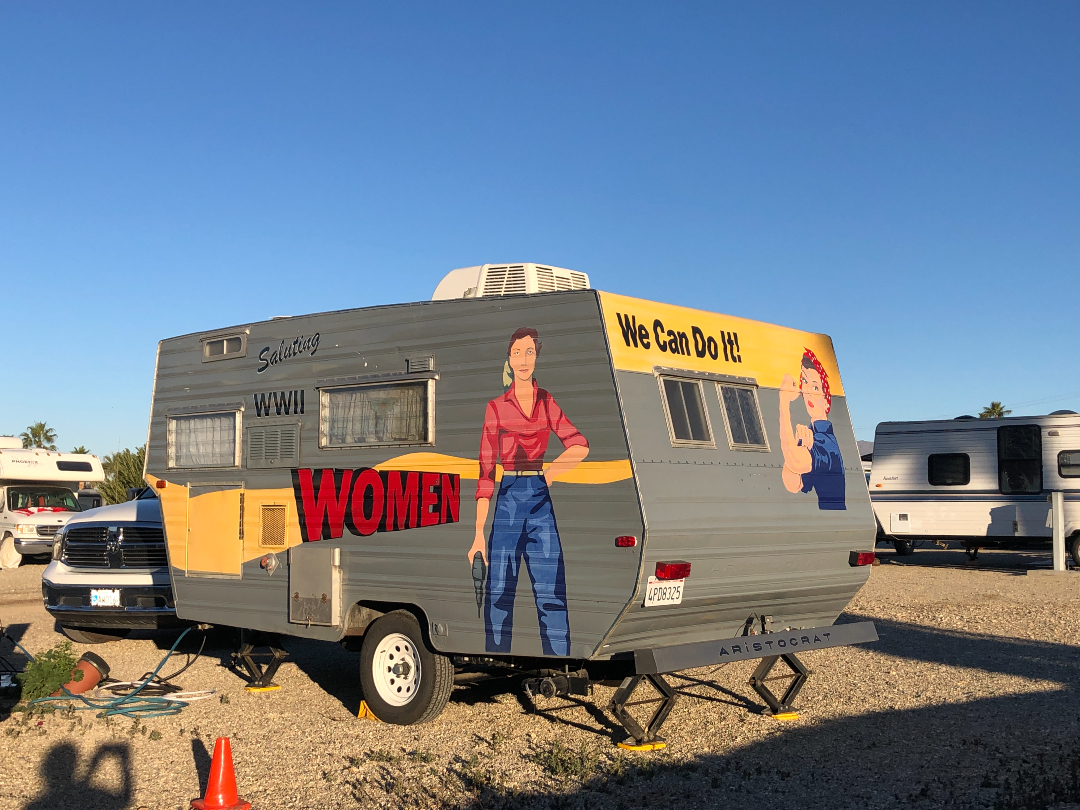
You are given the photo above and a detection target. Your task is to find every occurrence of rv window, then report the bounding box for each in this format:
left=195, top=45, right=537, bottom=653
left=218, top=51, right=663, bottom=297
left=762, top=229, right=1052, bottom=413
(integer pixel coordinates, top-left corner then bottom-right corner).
left=718, top=385, right=768, bottom=450
left=997, top=424, right=1042, bottom=494
left=202, top=334, right=246, bottom=362
left=1059, top=451, right=1080, bottom=478
left=320, top=381, right=431, bottom=448
left=928, top=453, right=970, bottom=486
left=167, top=411, right=240, bottom=469
left=660, top=377, right=713, bottom=446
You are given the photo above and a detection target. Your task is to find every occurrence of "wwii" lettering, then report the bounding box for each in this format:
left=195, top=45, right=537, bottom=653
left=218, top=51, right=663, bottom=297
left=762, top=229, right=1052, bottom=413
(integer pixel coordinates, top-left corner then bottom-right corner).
left=253, top=390, right=305, bottom=417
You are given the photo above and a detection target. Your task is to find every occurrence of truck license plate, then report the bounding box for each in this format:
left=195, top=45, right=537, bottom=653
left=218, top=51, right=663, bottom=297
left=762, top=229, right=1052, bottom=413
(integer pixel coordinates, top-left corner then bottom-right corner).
left=643, top=576, right=684, bottom=607
left=90, top=589, right=121, bottom=608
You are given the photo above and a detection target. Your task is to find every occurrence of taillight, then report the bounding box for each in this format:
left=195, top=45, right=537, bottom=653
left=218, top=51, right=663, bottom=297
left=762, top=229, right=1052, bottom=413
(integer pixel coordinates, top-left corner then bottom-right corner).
left=615, top=536, right=637, bottom=548
left=849, top=551, right=875, bottom=567
left=655, top=561, right=691, bottom=580
left=155, top=480, right=167, bottom=489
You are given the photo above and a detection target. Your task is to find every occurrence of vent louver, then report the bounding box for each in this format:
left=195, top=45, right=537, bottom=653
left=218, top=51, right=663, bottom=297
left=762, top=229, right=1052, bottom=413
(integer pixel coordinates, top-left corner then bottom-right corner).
left=248, top=425, right=300, bottom=469
left=434, top=264, right=589, bottom=300
left=260, top=505, right=287, bottom=547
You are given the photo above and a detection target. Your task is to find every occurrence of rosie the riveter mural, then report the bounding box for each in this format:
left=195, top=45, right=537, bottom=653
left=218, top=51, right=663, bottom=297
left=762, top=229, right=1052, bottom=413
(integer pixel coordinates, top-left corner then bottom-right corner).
left=779, top=348, right=845, bottom=510
left=467, top=327, right=588, bottom=657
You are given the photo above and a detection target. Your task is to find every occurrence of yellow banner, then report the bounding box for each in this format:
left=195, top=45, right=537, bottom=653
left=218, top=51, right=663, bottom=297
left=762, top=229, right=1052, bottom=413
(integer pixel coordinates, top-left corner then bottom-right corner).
left=598, top=291, right=844, bottom=395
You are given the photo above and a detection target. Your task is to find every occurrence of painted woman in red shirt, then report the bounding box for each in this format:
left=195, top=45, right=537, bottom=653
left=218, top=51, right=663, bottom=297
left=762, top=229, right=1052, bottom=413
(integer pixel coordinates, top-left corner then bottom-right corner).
left=467, top=327, right=589, bottom=656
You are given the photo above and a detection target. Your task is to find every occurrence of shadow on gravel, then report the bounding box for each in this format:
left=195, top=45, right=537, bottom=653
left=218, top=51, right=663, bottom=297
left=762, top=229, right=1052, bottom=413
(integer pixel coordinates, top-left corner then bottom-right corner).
left=877, top=544, right=1056, bottom=574
left=20, top=741, right=131, bottom=810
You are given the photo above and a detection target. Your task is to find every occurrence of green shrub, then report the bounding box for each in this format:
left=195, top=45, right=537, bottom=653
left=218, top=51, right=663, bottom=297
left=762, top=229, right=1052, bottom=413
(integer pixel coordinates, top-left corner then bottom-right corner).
left=17, top=641, right=82, bottom=701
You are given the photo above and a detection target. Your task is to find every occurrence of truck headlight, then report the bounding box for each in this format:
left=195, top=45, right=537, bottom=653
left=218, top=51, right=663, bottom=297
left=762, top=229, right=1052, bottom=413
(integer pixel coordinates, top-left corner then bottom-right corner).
left=15, top=524, right=37, bottom=535
left=52, top=530, right=65, bottom=560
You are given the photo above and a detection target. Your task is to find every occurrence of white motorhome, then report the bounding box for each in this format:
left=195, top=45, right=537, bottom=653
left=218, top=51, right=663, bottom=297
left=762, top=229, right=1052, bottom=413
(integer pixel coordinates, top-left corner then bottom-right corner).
left=869, top=412, right=1080, bottom=561
left=0, top=437, right=106, bottom=565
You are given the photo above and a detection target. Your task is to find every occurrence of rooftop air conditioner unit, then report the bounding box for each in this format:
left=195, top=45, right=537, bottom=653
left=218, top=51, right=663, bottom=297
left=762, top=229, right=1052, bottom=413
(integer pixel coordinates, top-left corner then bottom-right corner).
left=431, top=264, right=590, bottom=300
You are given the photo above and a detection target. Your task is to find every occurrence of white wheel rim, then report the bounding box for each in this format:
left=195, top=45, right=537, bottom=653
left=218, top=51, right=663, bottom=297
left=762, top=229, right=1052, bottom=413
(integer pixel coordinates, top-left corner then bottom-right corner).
left=372, top=632, right=421, bottom=707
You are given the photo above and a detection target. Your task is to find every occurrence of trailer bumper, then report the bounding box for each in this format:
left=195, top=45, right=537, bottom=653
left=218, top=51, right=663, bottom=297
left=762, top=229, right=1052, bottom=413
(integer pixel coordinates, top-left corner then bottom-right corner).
left=633, top=621, right=878, bottom=674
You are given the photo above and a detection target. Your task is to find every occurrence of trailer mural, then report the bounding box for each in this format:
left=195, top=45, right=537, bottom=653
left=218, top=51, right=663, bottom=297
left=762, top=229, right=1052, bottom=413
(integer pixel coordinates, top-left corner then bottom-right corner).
left=467, top=327, right=589, bottom=657
left=779, top=348, right=846, bottom=510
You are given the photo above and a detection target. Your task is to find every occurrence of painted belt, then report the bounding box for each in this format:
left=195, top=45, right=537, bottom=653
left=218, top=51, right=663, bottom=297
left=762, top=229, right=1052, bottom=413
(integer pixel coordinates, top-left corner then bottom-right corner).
left=502, top=470, right=544, bottom=477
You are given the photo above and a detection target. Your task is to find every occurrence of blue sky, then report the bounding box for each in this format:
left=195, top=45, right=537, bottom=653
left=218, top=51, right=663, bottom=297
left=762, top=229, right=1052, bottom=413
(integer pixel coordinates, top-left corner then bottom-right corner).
left=1, top=2, right=1077, bottom=454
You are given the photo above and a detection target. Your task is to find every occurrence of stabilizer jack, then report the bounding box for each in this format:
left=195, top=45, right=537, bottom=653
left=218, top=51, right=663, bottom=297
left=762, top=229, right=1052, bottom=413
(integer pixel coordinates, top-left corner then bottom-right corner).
left=747, top=653, right=809, bottom=716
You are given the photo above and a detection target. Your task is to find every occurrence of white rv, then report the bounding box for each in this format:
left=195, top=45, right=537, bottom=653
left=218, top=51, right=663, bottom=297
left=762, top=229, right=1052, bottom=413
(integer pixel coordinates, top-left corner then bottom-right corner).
left=869, top=412, right=1080, bottom=561
left=0, top=438, right=106, bottom=565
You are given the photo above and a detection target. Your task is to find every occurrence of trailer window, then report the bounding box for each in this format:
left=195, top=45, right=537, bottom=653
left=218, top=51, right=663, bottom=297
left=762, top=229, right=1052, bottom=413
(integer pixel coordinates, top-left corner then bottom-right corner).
left=201, top=334, right=246, bottom=362
left=1059, top=451, right=1080, bottom=478
left=928, top=453, right=970, bottom=486
left=660, top=377, right=713, bottom=446
left=717, top=385, right=768, bottom=451
left=167, top=411, right=240, bottom=469
left=997, top=425, right=1042, bottom=494
left=320, top=380, right=432, bottom=448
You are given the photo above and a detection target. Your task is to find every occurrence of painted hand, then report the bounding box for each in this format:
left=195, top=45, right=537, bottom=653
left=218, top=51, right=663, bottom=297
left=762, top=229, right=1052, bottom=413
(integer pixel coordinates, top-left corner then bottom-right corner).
left=795, top=423, right=814, bottom=448
left=467, top=532, right=487, bottom=565
left=780, top=374, right=800, bottom=404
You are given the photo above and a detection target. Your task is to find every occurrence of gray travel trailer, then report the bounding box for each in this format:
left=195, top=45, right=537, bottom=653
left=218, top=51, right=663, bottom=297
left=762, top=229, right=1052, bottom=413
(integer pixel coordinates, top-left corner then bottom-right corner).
left=144, top=264, right=877, bottom=743
left=870, top=412, right=1080, bottom=561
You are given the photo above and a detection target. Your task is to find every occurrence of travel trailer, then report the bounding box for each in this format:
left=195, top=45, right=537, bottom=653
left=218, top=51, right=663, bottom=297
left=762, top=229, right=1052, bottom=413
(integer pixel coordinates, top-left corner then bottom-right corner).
left=0, top=438, right=105, bottom=566
left=870, top=412, right=1080, bottom=561
left=144, top=264, right=877, bottom=742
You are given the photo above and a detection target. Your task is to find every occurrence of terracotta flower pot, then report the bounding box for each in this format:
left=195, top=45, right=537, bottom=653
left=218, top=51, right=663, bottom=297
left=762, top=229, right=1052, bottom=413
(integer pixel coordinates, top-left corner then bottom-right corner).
left=52, top=651, right=110, bottom=696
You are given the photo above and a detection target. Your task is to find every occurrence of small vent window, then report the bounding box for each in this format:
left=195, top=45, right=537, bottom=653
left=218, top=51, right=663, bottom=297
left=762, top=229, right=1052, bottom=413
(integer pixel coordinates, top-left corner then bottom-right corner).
left=167, top=411, right=240, bottom=469
left=660, top=377, right=713, bottom=447
left=998, top=425, right=1042, bottom=494
left=718, top=385, right=768, bottom=451
left=57, top=460, right=94, bottom=472
left=320, top=380, right=433, bottom=448
left=202, top=334, right=246, bottom=362
left=248, top=425, right=300, bottom=469
left=260, top=505, right=287, bottom=547
left=1058, top=450, right=1080, bottom=478
left=928, top=453, right=970, bottom=486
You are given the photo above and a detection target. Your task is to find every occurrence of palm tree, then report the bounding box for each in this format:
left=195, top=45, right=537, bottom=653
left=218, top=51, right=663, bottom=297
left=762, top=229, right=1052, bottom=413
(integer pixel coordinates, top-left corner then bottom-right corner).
left=97, top=446, right=147, bottom=504
left=979, top=402, right=1012, bottom=419
left=71, top=446, right=89, bottom=454
left=20, top=422, right=57, bottom=450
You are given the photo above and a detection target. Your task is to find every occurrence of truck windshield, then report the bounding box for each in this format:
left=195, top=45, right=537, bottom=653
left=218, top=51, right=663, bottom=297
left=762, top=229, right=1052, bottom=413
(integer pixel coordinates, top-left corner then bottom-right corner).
left=7, top=487, right=81, bottom=512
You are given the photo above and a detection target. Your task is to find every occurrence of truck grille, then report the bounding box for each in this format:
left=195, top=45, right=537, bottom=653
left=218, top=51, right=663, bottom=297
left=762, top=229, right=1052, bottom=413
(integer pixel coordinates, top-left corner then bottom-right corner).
left=62, top=525, right=167, bottom=569
left=36, top=525, right=60, bottom=538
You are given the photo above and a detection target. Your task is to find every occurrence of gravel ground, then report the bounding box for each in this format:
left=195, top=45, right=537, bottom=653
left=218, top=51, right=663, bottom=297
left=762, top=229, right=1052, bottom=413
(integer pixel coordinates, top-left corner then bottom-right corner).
left=2, top=544, right=1079, bottom=810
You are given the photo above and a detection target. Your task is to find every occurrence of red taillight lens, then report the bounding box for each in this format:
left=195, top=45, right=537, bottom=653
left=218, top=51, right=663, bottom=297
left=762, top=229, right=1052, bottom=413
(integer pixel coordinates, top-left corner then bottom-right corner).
left=615, top=536, right=637, bottom=548
left=849, top=551, right=875, bottom=567
left=155, top=480, right=167, bottom=489
left=655, top=561, right=691, bottom=580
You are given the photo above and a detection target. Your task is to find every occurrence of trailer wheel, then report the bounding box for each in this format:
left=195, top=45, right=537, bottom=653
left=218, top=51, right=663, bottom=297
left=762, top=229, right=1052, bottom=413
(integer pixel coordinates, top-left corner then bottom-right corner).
left=359, top=611, right=453, bottom=725
left=892, top=537, right=914, bottom=556
left=60, top=626, right=130, bottom=644
left=1068, top=534, right=1080, bottom=568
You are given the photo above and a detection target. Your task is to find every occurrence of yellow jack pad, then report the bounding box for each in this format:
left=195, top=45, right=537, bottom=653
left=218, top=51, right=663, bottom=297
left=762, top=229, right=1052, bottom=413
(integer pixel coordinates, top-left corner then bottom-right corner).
left=244, top=685, right=281, bottom=693
left=617, top=740, right=667, bottom=751
left=771, top=712, right=799, bottom=721
left=357, top=700, right=382, bottom=722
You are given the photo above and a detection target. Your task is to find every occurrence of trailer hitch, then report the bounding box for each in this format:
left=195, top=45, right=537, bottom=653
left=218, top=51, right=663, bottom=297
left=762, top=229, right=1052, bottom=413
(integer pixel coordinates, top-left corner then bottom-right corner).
left=232, top=630, right=288, bottom=692
left=607, top=673, right=678, bottom=750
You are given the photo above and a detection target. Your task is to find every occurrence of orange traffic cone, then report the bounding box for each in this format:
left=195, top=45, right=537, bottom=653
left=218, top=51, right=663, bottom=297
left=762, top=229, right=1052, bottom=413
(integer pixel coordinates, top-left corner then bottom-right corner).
left=192, top=737, right=251, bottom=810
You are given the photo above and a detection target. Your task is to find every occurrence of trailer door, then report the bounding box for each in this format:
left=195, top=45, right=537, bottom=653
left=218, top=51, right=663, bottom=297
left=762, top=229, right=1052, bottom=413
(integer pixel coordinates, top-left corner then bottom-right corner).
left=186, top=484, right=243, bottom=577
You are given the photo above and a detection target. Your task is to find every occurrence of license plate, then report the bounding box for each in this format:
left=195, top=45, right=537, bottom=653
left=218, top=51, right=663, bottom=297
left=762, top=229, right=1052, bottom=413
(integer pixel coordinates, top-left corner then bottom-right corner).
left=643, top=576, right=684, bottom=607
left=90, top=589, right=121, bottom=608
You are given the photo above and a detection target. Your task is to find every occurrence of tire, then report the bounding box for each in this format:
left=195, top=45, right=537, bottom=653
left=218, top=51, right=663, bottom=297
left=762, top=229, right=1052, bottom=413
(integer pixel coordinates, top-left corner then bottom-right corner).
left=892, top=537, right=914, bottom=556
left=358, top=610, right=453, bottom=725
left=60, top=626, right=131, bottom=645
left=0, top=534, right=22, bottom=570
left=1068, top=534, right=1080, bottom=569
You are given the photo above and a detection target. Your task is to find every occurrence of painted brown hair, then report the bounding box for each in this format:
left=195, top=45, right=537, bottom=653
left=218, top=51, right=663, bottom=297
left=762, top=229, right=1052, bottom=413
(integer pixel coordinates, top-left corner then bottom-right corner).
left=507, top=327, right=542, bottom=356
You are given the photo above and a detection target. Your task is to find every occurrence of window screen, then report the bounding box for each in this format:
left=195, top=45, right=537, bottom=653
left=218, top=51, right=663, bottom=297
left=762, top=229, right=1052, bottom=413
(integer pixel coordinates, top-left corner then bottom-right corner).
left=661, top=378, right=712, bottom=445
left=719, top=385, right=768, bottom=450
left=1059, top=451, right=1080, bottom=478
left=997, top=425, right=1042, bottom=494
left=321, top=381, right=430, bottom=447
left=168, top=412, right=239, bottom=468
left=928, top=453, right=970, bottom=486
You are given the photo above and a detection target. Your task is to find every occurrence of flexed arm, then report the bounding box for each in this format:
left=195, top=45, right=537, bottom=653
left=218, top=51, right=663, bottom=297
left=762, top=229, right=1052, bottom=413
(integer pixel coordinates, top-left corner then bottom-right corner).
left=779, top=374, right=813, bottom=492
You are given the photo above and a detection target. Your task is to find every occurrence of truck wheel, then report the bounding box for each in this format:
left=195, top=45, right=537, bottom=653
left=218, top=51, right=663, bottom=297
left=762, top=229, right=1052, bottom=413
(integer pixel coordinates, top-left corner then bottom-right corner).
left=1068, top=534, right=1080, bottom=568
left=60, top=626, right=130, bottom=644
left=0, top=534, right=21, bottom=569
left=892, top=537, right=914, bottom=556
left=358, top=611, right=452, bottom=725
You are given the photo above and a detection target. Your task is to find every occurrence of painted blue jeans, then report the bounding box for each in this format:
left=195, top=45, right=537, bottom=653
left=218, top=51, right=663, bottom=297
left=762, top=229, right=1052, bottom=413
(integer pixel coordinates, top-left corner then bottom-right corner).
left=485, top=475, right=569, bottom=656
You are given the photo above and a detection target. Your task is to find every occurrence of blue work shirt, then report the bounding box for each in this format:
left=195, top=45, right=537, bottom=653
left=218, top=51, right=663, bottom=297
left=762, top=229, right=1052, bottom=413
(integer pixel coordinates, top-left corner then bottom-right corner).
left=800, top=420, right=846, bottom=510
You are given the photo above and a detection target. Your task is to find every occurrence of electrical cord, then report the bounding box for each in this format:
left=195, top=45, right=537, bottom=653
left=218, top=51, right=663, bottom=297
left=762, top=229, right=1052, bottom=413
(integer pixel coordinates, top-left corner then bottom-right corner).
left=31, top=626, right=214, bottom=719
